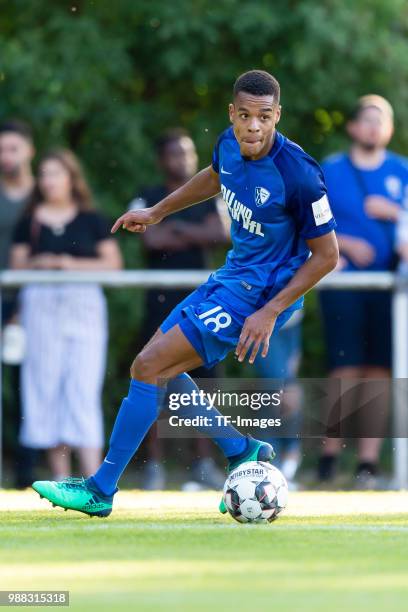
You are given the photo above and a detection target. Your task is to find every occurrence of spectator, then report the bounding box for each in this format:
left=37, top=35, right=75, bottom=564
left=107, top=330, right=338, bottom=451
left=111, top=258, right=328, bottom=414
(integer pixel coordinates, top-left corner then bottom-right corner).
left=318, top=95, right=408, bottom=487
left=9, top=149, right=122, bottom=480
left=0, top=119, right=35, bottom=487
left=129, top=128, right=228, bottom=490
left=0, top=120, right=34, bottom=341
left=0, top=120, right=34, bottom=277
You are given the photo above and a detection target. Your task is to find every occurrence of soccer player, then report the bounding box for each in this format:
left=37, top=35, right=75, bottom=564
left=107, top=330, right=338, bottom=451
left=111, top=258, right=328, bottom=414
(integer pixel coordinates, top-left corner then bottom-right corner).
left=32, top=70, right=338, bottom=517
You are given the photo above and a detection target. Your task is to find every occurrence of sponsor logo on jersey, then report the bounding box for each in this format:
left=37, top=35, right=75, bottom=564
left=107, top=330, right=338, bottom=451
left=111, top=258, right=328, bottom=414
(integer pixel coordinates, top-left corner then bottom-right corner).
left=312, top=194, right=333, bottom=226
left=221, top=184, right=264, bottom=237
left=254, top=186, right=270, bottom=206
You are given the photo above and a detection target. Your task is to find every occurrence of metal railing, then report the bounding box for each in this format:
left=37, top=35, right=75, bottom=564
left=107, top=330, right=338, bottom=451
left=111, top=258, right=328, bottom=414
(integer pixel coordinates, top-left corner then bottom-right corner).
left=0, top=269, right=407, bottom=488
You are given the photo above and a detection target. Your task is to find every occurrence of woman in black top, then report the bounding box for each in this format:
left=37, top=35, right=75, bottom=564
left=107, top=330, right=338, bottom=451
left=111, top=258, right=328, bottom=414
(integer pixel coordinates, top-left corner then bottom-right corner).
left=10, top=149, right=122, bottom=480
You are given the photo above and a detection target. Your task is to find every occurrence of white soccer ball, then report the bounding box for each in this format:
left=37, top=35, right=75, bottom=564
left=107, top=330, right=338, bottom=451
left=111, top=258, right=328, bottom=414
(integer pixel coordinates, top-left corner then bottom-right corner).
left=223, top=461, right=289, bottom=523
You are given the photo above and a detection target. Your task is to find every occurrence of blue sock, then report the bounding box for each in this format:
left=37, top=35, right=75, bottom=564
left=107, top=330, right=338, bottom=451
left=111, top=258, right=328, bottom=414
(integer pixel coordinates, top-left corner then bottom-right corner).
left=166, top=373, right=247, bottom=458
left=92, top=379, right=164, bottom=496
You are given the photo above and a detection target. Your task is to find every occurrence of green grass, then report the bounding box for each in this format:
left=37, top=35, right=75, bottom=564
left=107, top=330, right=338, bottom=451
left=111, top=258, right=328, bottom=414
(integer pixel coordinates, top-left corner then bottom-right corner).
left=1, top=491, right=408, bottom=611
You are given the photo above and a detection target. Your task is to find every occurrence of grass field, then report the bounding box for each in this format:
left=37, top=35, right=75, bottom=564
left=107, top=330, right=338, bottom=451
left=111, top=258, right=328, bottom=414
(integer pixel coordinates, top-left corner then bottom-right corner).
left=1, top=490, right=408, bottom=611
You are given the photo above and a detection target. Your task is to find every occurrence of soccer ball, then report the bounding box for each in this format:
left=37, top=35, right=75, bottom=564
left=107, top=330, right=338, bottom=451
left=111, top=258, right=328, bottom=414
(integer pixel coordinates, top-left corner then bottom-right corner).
left=223, top=461, right=288, bottom=523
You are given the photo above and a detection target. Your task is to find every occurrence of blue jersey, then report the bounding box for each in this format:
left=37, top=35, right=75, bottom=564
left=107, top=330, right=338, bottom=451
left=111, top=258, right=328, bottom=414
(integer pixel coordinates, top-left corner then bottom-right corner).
left=160, top=128, right=336, bottom=368
left=211, top=127, right=336, bottom=313
left=322, top=151, right=408, bottom=271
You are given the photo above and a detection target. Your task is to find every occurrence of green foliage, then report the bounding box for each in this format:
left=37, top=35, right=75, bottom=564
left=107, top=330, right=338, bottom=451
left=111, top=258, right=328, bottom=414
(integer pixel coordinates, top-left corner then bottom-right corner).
left=1, top=0, right=408, bottom=434
left=2, top=0, right=408, bottom=203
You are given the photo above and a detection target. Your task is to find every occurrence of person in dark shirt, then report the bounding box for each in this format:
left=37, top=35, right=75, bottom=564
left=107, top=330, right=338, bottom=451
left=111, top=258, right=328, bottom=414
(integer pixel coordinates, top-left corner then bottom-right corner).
left=0, top=120, right=35, bottom=488
left=10, top=149, right=122, bottom=481
left=0, top=120, right=34, bottom=274
left=130, top=128, right=228, bottom=489
left=0, top=121, right=34, bottom=345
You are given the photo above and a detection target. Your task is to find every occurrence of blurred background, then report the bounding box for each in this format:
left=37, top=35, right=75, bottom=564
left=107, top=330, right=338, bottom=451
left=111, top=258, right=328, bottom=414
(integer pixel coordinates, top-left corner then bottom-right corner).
left=2, top=0, right=408, bottom=491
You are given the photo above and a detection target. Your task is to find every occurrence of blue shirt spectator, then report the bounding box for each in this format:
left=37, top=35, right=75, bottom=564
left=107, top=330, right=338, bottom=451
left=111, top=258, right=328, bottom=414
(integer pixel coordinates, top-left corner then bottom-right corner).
left=322, top=150, right=408, bottom=271
left=318, top=94, right=405, bottom=488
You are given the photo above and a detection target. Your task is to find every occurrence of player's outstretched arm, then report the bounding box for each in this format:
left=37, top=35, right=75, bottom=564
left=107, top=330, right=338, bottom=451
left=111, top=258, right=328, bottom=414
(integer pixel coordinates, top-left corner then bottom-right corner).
left=111, top=165, right=220, bottom=233
left=236, top=231, right=339, bottom=364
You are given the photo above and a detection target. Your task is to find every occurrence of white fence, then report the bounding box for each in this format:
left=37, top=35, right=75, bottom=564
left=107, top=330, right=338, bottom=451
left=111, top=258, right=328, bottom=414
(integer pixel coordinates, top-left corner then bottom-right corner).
left=1, top=269, right=407, bottom=489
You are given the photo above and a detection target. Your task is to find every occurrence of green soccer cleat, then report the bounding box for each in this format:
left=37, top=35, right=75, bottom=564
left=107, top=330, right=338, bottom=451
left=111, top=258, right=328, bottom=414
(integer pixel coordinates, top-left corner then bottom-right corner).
left=32, top=477, right=116, bottom=518
left=219, top=436, right=276, bottom=514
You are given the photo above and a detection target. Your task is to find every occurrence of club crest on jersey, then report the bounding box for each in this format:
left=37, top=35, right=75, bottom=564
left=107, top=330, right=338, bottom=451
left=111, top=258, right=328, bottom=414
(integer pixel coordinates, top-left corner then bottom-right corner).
left=255, top=186, right=270, bottom=207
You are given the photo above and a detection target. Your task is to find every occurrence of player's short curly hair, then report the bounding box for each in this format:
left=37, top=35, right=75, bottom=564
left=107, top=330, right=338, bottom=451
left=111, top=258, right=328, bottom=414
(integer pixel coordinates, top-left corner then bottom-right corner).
left=233, top=70, right=280, bottom=103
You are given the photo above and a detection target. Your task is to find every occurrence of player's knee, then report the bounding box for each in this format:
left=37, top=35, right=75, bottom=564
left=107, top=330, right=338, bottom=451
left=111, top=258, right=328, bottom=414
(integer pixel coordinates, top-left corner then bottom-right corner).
left=130, top=350, right=158, bottom=382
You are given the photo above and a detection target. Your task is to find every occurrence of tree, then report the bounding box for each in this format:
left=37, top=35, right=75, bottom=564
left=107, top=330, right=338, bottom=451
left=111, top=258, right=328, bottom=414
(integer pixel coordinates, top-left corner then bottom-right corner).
left=1, top=0, right=407, bottom=430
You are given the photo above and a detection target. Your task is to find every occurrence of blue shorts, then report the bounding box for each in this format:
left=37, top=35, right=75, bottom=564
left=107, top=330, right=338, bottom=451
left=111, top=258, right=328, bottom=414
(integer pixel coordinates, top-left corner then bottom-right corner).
left=319, top=289, right=391, bottom=369
left=160, top=276, right=300, bottom=369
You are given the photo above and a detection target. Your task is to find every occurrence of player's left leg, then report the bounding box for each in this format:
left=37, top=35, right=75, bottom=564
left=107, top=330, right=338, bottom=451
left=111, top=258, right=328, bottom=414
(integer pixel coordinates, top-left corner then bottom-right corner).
left=90, top=283, right=275, bottom=505
left=92, top=321, right=274, bottom=501
left=32, top=323, right=203, bottom=516
left=33, top=319, right=272, bottom=517
left=129, top=328, right=243, bottom=489
left=32, top=283, right=280, bottom=517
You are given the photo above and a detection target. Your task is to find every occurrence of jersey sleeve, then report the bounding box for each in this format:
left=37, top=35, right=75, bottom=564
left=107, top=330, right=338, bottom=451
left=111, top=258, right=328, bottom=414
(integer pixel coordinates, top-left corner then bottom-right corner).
left=287, top=160, right=336, bottom=239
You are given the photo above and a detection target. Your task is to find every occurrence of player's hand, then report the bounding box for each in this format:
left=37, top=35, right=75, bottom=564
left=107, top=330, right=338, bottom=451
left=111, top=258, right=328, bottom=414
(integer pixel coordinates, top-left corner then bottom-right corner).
left=235, top=308, right=277, bottom=364
left=111, top=207, right=162, bottom=234
left=364, top=195, right=401, bottom=222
